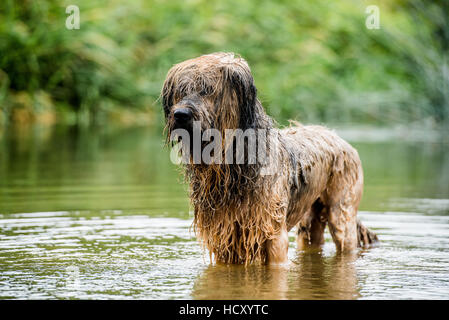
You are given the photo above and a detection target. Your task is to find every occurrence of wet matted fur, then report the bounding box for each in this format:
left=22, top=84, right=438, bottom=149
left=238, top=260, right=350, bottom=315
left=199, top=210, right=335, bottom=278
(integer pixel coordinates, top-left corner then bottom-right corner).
left=162, top=52, right=378, bottom=264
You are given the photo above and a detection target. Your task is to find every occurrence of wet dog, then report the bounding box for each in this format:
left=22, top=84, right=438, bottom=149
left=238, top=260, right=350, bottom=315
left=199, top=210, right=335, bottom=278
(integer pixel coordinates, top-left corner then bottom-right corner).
left=162, top=52, right=378, bottom=264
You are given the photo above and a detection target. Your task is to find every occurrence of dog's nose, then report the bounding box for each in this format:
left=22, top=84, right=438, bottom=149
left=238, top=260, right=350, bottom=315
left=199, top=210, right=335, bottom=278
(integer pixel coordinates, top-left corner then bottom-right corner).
left=173, top=108, right=193, bottom=122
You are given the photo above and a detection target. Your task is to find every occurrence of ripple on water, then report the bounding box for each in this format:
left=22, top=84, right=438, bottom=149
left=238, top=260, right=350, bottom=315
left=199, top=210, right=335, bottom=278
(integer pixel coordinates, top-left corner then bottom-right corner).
left=0, top=210, right=448, bottom=299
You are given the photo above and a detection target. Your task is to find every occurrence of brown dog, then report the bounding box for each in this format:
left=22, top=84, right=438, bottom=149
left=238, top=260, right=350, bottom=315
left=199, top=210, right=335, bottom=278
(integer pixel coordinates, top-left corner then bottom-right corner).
left=162, top=52, right=378, bottom=264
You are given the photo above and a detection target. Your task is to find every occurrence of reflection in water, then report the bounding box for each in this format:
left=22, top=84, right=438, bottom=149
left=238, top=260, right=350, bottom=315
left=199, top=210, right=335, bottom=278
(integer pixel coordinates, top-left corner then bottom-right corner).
left=290, top=251, right=360, bottom=300
left=0, top=124, right=189, bottom=216
left=192, top=263, right=290, bottom=300
left=192, top=250, right=361, bottom=300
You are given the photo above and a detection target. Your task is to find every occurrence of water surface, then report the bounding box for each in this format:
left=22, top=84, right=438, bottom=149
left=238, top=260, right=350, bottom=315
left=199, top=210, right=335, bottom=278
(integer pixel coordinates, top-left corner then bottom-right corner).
left=0, top=124, right=448, bottom=299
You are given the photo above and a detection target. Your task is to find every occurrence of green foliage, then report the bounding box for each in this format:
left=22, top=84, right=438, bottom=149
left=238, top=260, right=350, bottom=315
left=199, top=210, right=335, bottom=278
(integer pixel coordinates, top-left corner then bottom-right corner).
left=0, top=0, right=448, bottom=126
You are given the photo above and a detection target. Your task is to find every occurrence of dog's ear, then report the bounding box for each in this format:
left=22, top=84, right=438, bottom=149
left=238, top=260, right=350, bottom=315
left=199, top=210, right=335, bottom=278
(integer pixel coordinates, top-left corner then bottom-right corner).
left=230, top=69, right=258, bottom=130
left=161, top=72, right=175, bottom=120
left=220, top=63, right=258, bottom=130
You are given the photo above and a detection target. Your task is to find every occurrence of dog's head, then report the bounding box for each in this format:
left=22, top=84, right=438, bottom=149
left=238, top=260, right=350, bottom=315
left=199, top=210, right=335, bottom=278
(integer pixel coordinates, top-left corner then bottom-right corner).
left=162, top=52, right=264, bottom=138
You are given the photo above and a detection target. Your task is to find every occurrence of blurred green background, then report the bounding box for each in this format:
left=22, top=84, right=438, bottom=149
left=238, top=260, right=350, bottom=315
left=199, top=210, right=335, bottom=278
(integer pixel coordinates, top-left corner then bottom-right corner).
left=0, top=0, right=448, bottom=127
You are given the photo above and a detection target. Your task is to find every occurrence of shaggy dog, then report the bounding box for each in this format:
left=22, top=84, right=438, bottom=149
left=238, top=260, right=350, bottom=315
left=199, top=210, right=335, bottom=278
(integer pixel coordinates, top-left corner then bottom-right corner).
left=162, top=52, right=378, bottom=264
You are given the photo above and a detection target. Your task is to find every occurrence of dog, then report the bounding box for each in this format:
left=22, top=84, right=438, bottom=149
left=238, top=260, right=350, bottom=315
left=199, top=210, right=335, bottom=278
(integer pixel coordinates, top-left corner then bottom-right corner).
left=162, top=52, right=378, bottom=264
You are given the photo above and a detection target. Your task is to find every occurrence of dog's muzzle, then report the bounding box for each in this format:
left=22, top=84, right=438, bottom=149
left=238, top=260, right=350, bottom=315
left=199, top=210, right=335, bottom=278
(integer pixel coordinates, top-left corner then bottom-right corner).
left=173, top=108, right=193, bottom=129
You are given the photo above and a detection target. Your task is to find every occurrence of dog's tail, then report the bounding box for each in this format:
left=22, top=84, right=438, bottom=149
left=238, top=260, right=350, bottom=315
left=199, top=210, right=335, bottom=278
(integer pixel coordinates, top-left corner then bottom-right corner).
left=357, top=219, right=379, bottom=248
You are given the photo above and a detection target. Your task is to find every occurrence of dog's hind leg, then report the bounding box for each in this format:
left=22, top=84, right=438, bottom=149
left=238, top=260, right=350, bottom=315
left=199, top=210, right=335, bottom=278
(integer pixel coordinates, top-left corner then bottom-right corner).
left=296, top=199, right=328, bottom=250
left=326, top=176, right=379, bottom=251
left=327, top=203, right=358, bottom=252
left=326, top=155, right=365, bottom=252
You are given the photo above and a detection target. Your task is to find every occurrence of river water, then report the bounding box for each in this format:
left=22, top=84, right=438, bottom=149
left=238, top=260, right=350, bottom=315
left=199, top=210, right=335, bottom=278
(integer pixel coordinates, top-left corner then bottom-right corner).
left=0, top=124, right=448, bottom=299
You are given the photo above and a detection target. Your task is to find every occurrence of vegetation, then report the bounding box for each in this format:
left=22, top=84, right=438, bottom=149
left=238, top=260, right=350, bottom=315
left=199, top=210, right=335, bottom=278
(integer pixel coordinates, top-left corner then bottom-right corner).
left=0, top=0, right=448, bottom=127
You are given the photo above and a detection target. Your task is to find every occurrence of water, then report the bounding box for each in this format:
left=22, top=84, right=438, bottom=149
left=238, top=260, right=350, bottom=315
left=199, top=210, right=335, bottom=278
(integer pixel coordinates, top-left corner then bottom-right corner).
left=0, top=124, right=448, bottom=299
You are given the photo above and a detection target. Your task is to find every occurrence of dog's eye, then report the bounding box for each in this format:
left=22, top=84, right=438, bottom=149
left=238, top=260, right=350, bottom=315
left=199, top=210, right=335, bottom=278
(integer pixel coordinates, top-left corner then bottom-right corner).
left=199, top=86, right=213, bottom=97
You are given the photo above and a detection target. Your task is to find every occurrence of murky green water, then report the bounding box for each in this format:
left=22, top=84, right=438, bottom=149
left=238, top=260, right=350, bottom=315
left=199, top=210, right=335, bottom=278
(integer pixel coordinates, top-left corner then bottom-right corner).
left=0, top=124, right=448, bottom=299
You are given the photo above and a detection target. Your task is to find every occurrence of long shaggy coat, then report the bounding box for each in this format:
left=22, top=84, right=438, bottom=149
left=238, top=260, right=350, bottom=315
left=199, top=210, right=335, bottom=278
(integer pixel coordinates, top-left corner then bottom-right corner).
left=162, top=52, right=377, bottom=264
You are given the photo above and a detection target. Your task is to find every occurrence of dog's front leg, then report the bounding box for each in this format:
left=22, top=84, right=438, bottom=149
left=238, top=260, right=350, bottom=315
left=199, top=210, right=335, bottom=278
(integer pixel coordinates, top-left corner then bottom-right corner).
left=266, top=225, right=289, bottom=264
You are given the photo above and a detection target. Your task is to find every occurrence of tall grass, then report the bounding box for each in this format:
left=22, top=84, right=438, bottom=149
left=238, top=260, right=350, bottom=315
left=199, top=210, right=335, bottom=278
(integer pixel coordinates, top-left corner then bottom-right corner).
left=0, top=0, right=447, bottom=126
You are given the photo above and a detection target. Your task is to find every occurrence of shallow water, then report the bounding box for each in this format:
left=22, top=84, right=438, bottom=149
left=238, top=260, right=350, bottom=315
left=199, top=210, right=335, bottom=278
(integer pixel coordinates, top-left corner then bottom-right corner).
left=0, top=124, right=448, bottom=299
